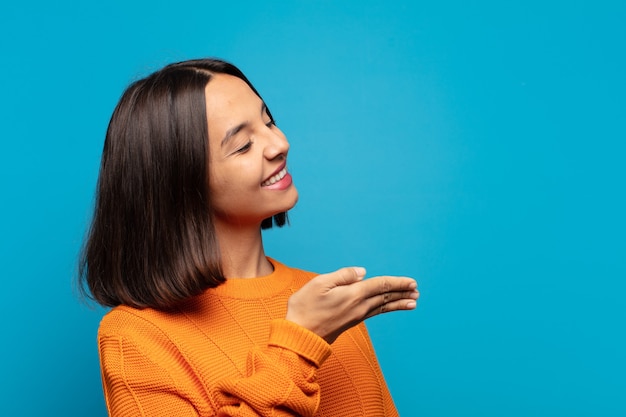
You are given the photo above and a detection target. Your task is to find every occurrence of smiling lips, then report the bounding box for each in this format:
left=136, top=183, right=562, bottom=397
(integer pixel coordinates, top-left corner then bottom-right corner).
left=261, top=164, right=293, bottom=190
left=262, top=167, right=288, bottom=187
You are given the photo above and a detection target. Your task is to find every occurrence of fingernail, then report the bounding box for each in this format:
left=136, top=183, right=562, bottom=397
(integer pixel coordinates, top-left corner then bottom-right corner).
left=353, top=267, right=366, bottom=277
left=407, top=301, right=416, bottom=309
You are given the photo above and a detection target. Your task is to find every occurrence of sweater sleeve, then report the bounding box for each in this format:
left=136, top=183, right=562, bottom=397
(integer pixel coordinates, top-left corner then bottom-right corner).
left=98, top=318, right=332, bottom=417
left=211, top=320, right=331, bottom=416
left=99, top=333, right=201, bottom=417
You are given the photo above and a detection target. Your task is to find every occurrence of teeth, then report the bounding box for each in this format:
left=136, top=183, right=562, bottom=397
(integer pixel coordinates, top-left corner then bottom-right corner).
left=262, top=168, right=287, bottom=186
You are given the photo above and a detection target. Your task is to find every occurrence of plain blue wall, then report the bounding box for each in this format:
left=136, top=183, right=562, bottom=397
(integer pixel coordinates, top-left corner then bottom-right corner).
left=1, top=1, right=624, bottom=416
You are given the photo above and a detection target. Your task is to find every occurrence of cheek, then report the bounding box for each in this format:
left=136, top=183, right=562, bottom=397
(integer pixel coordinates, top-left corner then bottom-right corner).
left=208, top=167, right=231, bottom=201
left=233, top=159, right=261, bottom=187
left=210, top=161, right=258, bottom=196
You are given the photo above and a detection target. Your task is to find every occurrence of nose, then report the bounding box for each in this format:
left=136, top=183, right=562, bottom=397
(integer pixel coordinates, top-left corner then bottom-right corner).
left=263, top=126, right=290, bottom=160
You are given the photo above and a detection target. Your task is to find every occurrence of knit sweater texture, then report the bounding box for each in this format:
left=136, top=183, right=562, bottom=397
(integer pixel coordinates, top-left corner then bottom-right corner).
left=98, top=258, right=399, bottom=416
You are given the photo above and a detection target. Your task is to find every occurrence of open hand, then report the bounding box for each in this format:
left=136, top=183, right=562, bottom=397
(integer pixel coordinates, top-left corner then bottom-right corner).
left=286, top=267, right=419, bottom=344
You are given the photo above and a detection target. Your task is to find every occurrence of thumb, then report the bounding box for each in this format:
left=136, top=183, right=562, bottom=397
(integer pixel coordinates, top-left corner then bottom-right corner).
left=331, top=266, right=366, bottom=286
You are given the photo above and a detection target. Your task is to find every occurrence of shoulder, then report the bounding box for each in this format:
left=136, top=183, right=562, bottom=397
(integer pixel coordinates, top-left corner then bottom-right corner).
left=97, top=305, right=194, bottom=370
left=98, top=305, right=179, bottom=340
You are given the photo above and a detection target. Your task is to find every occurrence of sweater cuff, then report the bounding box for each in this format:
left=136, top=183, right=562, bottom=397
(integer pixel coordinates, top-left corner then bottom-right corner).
left=268, top=319, right=332, bottom=367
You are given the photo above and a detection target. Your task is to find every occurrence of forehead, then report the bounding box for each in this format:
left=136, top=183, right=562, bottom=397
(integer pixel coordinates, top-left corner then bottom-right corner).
left=204, top=73, right=260, bottom=119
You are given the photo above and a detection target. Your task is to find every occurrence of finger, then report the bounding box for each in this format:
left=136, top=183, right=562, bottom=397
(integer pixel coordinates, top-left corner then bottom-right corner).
left=365, top=298, right=418, bottom=320
left=379, top=289, right=420, bottom=303
left=382, top=278, right=389, bottom=300
left=359, top=276, right=417, bottom=298
left=368, top=289, right=419, bottom=309
left=362, top=288, right=419, bottom=316
left=326, top=266, right=366, bottom=286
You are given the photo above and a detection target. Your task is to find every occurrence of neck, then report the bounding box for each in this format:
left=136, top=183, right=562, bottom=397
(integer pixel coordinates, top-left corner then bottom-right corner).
left=214, top=220, right=273, bottom=278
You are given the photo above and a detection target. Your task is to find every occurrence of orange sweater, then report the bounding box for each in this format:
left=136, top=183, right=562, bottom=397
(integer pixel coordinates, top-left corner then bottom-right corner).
left=98, top=258, right=399, bottom=416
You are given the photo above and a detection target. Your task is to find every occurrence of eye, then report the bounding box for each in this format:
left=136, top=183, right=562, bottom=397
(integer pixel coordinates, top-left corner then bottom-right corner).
left=265, top=119, right=275, bottom=128
left=235, top=140, right=253, bottom=154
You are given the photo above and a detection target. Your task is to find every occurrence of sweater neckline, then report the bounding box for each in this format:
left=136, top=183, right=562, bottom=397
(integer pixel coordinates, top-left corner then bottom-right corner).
left=209, top=257, right=295, bottom=299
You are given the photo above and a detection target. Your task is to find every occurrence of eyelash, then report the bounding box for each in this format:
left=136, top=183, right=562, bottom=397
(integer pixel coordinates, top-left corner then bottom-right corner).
left=235, top=141, right=253, bottom=154
left=233, top=120, right=275, bottom=154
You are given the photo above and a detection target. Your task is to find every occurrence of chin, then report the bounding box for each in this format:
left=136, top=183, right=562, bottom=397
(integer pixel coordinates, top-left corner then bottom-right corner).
left=285, top=188, right=299, bottom=210
left=259, top=187, right=298, bottom=220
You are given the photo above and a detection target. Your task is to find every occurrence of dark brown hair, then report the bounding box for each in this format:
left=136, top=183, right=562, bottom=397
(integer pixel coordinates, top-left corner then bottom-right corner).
left=79, top=59, right=287, bottom=310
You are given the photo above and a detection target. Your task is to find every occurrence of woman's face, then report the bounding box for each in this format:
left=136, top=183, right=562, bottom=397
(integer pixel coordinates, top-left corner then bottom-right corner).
left=205, top=74, right=298, bottom=227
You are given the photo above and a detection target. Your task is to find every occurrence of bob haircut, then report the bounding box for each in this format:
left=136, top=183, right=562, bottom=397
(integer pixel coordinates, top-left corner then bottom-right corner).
left=79, top=58, right=287, bottom=310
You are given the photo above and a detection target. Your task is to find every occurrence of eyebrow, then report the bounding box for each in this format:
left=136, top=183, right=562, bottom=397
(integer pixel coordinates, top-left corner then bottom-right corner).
left=220, top=102, right=268, bottom=147
left=221, top=123, right=247, bottom=147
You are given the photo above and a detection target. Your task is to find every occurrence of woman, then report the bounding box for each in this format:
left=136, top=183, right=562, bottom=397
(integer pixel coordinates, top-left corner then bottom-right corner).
left=80, top=58, right=419, bottom=416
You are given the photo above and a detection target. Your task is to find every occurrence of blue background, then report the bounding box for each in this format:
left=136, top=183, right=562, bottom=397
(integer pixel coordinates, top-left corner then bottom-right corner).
left=1, top=1, right=624, bottom=416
